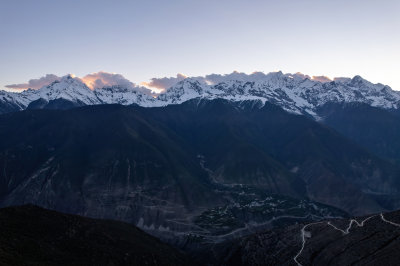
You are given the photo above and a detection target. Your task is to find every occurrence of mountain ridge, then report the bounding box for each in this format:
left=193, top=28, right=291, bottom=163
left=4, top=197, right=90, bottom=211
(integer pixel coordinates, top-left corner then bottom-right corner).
left=202, top=208, right=400, bottom=265
left=1, top=72, right=399, bottom=117
left=1, top=99, right=399, bottom=243
left=1, top=204, right=400, bottom=266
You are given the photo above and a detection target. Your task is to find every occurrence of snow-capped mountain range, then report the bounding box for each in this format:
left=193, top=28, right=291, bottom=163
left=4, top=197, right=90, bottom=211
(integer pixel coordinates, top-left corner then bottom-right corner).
left=1, top=72, right=399, bottom=117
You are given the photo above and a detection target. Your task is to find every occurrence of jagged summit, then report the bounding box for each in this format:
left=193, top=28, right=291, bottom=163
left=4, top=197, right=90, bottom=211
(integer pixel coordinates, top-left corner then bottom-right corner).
left=156, top=72, right=400, bottom=116
left=1, top=72, right=399, bottom=116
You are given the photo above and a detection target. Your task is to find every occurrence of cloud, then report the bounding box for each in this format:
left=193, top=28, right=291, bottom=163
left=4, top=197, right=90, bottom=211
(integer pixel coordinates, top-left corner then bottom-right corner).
left=333, top=77, right=351, bottom=83
left=4, top=72, right=152, bottom=95
left=5, top=74, right=61, bottom=91
left=80, top=71, right=152, bottom=95
left=143, top=71, right=271, bottom=91
left=81, top=72, right=132, bottom=89
left=141, top=71, right=312, bottom=90
left=201, top=71, right=269, bottom=84
left=3, top=71, right=344, bottom=95
left=141, top=74, right=187, bottom=92
left=292, top=72, right=311, bottom=80
left=311, top=75, right=332, bottom=83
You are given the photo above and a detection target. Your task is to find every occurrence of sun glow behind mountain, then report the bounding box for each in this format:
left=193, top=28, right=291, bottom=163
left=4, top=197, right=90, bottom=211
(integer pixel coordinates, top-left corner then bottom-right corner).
left=80, top=74, right=104, bottom=90
left=4, top=72, right=155, bottom=93
left=2, top=70, right=395, bottom=96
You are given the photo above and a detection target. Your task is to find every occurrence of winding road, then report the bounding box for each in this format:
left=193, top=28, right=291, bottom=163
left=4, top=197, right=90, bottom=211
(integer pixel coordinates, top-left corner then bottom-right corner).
left=294, top=213, right=400, bottom=266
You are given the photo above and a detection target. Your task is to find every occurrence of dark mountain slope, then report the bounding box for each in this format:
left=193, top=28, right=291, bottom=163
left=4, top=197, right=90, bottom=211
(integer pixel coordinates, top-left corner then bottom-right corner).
left=0, top=104, right=224, bottom=229
left=141, top=99, right=400, bottom=213
left=0, top=100, right=21, bottom=114
left=27, top=98, right=85, bottom=110
left=0, top=99, right=399, bottom=241
left=318, top=102, right=400, bottom=163
left=0, top=205, right=188, bottom=266
left=211, top=209, right=400, bottom=266
left=1, top=205, right=400, bottom=266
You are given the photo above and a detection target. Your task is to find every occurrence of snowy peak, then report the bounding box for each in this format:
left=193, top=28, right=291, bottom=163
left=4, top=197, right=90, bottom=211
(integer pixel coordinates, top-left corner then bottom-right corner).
left=1, top=71, right=399, bottom=117
left=15, top=74, right=99, bottom=106
left=0, top=74, right=155, bottom=110
left=95, top=85, right=156, bottom=106
left=155, top=72, right=400, bottom=116
left=158, top=78, right=213, bottom=104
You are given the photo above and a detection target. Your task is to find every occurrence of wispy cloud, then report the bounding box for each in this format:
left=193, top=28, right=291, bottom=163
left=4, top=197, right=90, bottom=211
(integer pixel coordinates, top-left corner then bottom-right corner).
left=201, top=71, right=268, bottom=84
left=141, top=74, right=187, bottom=92
left=3, top=71, right=343, bottom=94
left=141, top=71, right=274, bottom=91
left=5, top=72, right=152, bottom=95
left=5, top=74, right=61, bottom=91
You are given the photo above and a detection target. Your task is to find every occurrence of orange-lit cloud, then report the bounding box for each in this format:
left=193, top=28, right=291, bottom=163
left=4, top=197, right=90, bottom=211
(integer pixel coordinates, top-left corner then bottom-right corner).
left=80, top=71, right=152, bottom=95
left=292, top=72, right=311, bottom=80
left=311, top=75, right=332, bottom=83
left=4, top=71, right=338, bottom=94
left=5, top=72, right=152, bottom=95
left=80, top=71, right=134, bottom=90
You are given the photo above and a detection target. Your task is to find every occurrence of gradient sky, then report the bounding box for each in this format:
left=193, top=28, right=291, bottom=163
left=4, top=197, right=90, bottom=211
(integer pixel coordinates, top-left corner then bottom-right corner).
left=1, top=0, right=399, bottom=90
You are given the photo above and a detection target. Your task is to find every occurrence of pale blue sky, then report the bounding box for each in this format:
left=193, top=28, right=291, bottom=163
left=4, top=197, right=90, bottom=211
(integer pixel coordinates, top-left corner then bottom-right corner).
left=1, top=0, right=399, bottom=90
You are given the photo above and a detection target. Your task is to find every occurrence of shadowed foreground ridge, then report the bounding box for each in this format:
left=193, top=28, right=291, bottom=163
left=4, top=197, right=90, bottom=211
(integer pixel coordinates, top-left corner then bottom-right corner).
left=2, top=205, right=400, bottom=266
left=0, top=205, right=188, bottom=266
left=213, top=210, right=400, bottom=266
